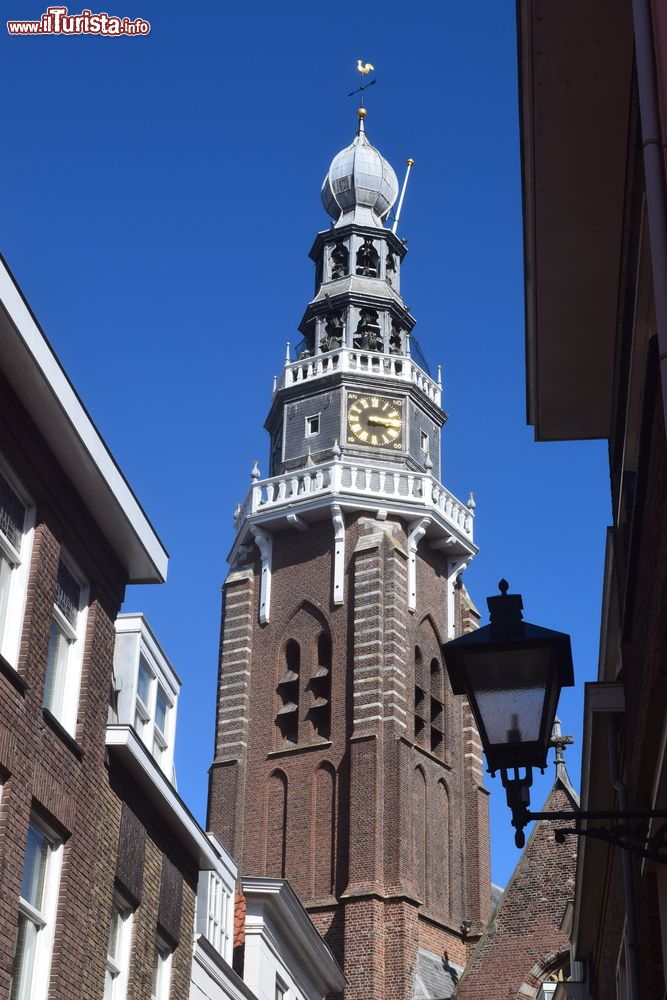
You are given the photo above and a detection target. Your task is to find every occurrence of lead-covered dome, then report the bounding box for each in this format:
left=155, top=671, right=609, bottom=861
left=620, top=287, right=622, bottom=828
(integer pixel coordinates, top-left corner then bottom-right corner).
left=321, top=112, right=399, bottom=229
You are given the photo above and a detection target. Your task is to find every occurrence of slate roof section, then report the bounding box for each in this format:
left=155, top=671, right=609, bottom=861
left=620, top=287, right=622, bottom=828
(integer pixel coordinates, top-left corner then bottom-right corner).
left=413, top=947, right=461, bottom=999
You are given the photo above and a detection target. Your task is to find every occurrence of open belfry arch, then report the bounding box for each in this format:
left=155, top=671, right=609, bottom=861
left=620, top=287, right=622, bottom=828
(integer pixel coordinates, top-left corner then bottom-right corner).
left=207, top=92, right=492, bottom=1000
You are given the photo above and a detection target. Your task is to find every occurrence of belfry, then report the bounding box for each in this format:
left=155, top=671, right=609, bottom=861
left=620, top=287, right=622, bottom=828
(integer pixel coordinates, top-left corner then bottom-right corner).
left=207, top=101, right=492, bottom=999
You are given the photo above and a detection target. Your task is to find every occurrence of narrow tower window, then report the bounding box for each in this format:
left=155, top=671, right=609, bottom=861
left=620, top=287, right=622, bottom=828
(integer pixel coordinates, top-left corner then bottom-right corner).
left=353, top=308, right=382, bottom=352
left=330, top=243, right=349, bottom=280
left=305, top=414, right=320, bottom=437
left=308, top=633, right=332, bottom=740
left=414, top=645, right=427, bottom=748
left=356, top=237, right=379, bottom=277
left=276, top=640, right=300, bottom=744
left=320, top=310, right=344, bottom=353
left=386, top=250, right=397, bottom=285
left=430, top=657, right=445, bottom=757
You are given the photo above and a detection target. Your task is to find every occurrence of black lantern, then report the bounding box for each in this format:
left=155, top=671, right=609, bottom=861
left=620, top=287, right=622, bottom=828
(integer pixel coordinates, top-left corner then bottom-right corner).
left=443, top=580, right=574, bottom=774
left=443, top=580, right=667, bottom=858
left=442, top=581, right=574, bottom=845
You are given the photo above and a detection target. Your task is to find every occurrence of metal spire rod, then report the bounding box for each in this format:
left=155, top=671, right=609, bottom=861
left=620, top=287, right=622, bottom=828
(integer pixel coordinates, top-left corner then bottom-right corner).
left=348, top=60, right=376, bottom=107
left=392, top=158, right=414, bottom=234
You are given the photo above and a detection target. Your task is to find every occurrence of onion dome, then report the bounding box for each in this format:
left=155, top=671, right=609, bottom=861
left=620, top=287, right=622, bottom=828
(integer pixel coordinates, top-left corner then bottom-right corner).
left=321, top=109, right=399, bottom=229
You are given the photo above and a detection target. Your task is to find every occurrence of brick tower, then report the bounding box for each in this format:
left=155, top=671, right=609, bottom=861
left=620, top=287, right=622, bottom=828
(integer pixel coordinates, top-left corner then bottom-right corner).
left=208, top=105, right=492, bottom=999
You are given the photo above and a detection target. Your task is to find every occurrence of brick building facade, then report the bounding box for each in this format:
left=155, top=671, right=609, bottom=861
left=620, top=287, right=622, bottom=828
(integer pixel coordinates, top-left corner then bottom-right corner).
left=457, top=763, right=578, bottom=1000
left=207, top=109, right=492, bottom=999
left=516, top=2, right=667, bottom=997
left=0, top=254, right=247, bottom=1000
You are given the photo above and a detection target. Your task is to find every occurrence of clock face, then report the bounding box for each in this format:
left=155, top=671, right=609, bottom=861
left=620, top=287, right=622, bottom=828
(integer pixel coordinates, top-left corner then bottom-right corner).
left=346, top=393, right=404, bottom=449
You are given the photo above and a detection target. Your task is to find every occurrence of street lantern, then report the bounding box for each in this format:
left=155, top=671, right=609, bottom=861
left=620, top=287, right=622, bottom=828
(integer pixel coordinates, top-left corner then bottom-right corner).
left=443, top=580, right=574, bottom=775
left=442, top=580, right=574, bottom=846
left=443, top=580, right=667, bottom=858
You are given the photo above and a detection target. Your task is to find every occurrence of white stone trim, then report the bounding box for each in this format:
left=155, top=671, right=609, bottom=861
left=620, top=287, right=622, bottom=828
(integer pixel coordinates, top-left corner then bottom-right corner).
left=331, top=504, right=345, bottom=605
left=250, top=526, right=272, bottom=625
left=0, top=258, right=167, bottom=582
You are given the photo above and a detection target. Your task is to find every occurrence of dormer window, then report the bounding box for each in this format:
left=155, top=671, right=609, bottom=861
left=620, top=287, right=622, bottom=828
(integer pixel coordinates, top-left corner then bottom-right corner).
left=114, top=615, right=180, bottom=782
left=153, top=684, right=170, bottom=765
left=132, top=654, right=174, bottom=767
left=135, top=656, right=151, bottom=736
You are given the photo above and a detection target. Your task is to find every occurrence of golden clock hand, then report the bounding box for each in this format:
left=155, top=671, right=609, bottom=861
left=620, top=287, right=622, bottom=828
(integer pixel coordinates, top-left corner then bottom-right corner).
left=367, top=416, right=402, bottom=427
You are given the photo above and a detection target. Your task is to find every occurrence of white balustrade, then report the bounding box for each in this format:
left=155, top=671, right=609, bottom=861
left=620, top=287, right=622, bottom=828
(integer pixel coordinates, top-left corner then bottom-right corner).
left=275, top=347, right=442, bottom=406
left=234, top=459, right=474, bottom=542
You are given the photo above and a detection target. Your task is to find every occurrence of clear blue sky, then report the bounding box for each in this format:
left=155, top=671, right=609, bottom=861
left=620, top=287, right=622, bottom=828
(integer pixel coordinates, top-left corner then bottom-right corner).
left=2, top=1, right=610, bottom=887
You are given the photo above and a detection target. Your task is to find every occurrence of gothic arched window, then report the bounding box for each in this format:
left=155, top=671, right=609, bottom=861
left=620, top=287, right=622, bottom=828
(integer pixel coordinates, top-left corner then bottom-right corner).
left=276, top=640, right=300, bottom=745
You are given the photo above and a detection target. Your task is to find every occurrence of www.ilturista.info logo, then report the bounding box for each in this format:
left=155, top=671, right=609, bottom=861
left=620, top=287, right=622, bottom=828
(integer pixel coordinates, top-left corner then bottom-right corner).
left=7, top=6, right=150, bottom=35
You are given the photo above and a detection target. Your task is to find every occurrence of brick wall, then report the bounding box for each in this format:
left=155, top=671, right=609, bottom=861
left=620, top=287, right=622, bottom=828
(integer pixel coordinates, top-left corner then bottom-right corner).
left=0, top=367, right=198, bottom=997
left=208, top=510, right=492, bottom=997
left=457, top=781, right=577, bottom=1000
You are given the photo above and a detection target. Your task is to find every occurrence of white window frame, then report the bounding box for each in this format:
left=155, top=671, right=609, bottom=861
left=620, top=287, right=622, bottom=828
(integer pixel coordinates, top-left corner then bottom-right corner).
left=133, top=652, right=175, bottom=771
left=419, top=429, right=429, bottom=453
left=104, top=892, right=133, bottom=1000
left=151, top=936, right=172, bottom=1000
left=0, top=458, right=35, bottom=669
left=196, top=869, right=233, bottom=963
left=10, top=815, right=63, bottom=1000
left=275, top=976, right=288, bottom=1000
left=43, top=553, right=89, bottom=737
left=305, top=414, right=320, bottom=438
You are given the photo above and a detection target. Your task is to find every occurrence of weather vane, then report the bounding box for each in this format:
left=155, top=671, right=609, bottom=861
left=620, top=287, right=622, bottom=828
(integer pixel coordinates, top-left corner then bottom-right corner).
left=347, top=60, right=376, bottom=108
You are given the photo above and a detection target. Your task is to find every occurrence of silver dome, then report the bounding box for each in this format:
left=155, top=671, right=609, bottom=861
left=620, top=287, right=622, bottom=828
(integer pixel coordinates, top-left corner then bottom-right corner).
left=321, top=121, right=399, bottom=229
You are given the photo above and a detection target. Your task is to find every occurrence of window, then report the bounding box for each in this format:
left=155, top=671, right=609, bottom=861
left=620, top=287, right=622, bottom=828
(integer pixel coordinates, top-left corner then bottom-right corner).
left=43, top=558, right=88, bottom=735
left=152, top=939, right=172, bottom=1000
left=275, top=977, right=288, bottom=1000
left=276, top=640, right=300, bottom=745
left=305, top=414, right=320, bottom=437
left=420, top=430, right=429, bottom=453
left=309, top=633, right=331, bottom=739
left=134, top=656, right=151, bottom=737
left=10, top=817, right=63, bottom=1000
left=153, top=685, right=169, bottom=765
left=0, top=464, right=34, bottom=668
left=104, top=895, right=133, bottom=1000
left=133, top=655, right=173, bottom=771
left=196, top=870, right=232, bottom=962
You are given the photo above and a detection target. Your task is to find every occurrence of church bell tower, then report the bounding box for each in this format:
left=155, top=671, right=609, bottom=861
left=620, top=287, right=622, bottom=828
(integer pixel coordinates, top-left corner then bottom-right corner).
left=208, top=104, right=492, bottom=1000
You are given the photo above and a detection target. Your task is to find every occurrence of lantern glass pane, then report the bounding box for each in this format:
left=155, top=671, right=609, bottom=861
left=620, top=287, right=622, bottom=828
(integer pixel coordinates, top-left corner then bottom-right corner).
left=462, top=646, right=552, bottom=746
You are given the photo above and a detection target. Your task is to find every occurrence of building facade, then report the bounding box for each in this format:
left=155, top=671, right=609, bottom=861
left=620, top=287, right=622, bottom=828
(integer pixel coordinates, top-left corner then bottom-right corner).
left=517, top=1, right=667, bottom=997
left=207, top=108, right=492, bottom=1000
left=457, top=730, right=579, bottom=1000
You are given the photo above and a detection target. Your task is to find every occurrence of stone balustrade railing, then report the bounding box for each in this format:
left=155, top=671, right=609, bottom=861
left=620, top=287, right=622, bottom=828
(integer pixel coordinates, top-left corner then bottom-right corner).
left=234, top=459, right=474, bottom=541
left=275, top=348, right=442, bottom=407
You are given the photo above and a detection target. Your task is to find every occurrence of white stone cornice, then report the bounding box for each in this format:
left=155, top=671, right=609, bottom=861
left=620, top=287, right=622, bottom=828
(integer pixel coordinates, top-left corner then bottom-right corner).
left=231, top=459, right=475, bottom=574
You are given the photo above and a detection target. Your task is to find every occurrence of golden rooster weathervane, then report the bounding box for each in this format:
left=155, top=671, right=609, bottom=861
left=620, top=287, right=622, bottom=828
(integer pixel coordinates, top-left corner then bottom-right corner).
left=347, top=59, right=376, bottom=108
